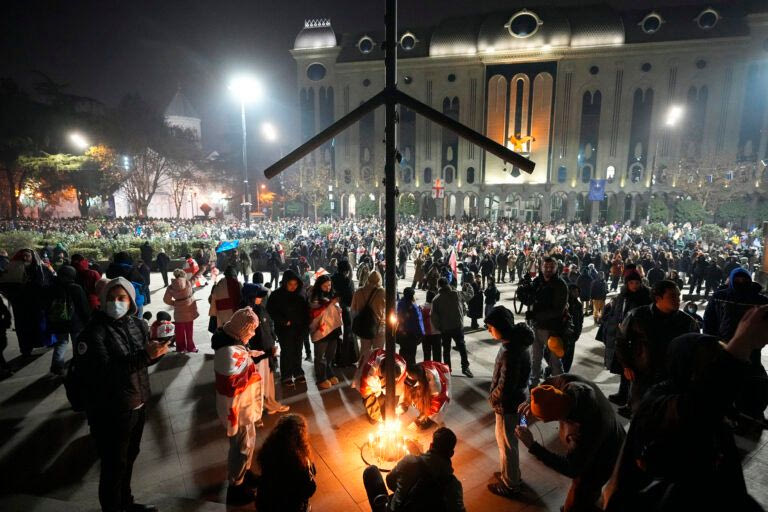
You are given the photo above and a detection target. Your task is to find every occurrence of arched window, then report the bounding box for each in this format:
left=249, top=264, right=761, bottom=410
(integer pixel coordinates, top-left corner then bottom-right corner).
left=557, top=166, right=567, bottom=183
left=581, top=165, right=592, bottom=183
left=424, top=167, right=433, bottom=184
left=445, top=166, right=454, bottom=184
left=466, top=167, right=475, bottom=184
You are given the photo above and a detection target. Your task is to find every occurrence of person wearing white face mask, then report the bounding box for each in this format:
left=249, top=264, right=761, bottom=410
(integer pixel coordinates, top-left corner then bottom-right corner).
left=74, top=277, right=169, bottom=512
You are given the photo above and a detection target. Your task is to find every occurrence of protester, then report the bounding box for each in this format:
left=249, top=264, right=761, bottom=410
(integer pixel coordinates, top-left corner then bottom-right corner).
left=163, top=268, right=199, bottom=353
left=75, top=277, right=168, bottom=512
left=71, top=254, right=102, bottom=310
left=255, top=414, right=317, bottom=512
left=351, top=270, right=386, bottom=386
left=527, top=256, right=568, bottom=386
left=331, top=260, right=358, bottom=367
left=155, top=249, right=170, bottom=288
left=484, top=305, right=533, bottom=499
left=363, top=427, right=466, bottom=512
left=616, top=280, right=698, bottom=413
left=420, top=291, right=442, bottom=362
left=396, top=287, right=425, bottom=367
left=604, top=306, right=768, bottom=512
left=466, top=273, right=484, bottom=329
left=599, top=271, right=651, bottom=411
left=589, top=272, right=607, bottom=323
left=211, top=307, right=262, bottom=505
left=268, top=269, right=309, bottom=387
left=484, top=276, right=500, bottom=318
left=209, top=266, right=243, bottom=328
left=516, top=374, right=626, bottom=512
left=564, top=284, right=584, bottom=373
left=431, top=278, right=473, bottom=378
left=44, top=265, right=90, bottom=375
left=307, top=274, right=342, bottom=390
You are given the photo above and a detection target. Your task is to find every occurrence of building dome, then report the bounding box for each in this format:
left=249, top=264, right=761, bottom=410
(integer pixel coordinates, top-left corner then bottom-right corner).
left=430, top=17, right=479, bottom=57
left=478, top=9, right=571, bottom=53
left=294, top=18, right=337, bottom=50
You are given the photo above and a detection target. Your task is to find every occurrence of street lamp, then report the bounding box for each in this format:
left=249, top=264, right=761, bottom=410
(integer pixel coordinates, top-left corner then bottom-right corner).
left=228, top=74, right=263, bottom=227
left=256, top=183, right=266, bottom=215
left=69, top=132, right=89, bottom=152
left=647, top=104, right=684, bottom=222
left=262, top=122, right=278, bottom=142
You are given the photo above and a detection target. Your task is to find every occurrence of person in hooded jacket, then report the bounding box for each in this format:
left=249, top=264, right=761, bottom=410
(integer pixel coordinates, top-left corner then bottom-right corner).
left=599, top=271, right=652, bottom=409
left=71, top=254, right=102, bottom=310
left=155, top=249, right=170, bottom=287
left=267, top=269, right=309, bottom=387
left=75, top=277, right=168, bottom=512
left=209, top=266, right=243, bottom=329
left=704, top=267, right=768, bottom=422
left=396, top=287, right=425, bottom=367
left=163, top=268, right=199, bottom=353
left=308, top=274, right=342, bottom=390
left=484, top=306, right=533, bottom=499
left=242, top=283, right=290, bottom=417
left=105, top=252, right=145, bottom=317
left=604, top=307, right=768, bottom=512
left=44, top=265, right=90, bottom=375
left=331, top=259, right=358, bottom=367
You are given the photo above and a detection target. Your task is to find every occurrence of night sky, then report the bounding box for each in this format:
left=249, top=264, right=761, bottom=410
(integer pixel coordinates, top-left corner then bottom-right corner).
left=1, top=0, right=751, bottom=162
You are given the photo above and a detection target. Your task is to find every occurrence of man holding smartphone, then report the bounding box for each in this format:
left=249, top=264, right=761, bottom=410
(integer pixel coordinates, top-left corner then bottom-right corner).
left=484, top=306, right=534, bottom=500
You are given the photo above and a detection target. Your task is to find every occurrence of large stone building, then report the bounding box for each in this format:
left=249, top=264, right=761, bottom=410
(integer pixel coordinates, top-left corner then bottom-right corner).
left=290, top=3, right=768, bottom=222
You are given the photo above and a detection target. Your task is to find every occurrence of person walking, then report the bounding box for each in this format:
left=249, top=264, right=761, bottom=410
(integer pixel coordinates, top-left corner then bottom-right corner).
left=431, top=278, right=473, bottom=378
left=75, top=277, right=168, bottom=512
left=267, top=269, right=309, bottom=388
left=163, top=268, right=199, bottom=353
left=589, top=272, right=608, bottom=323
left=155, top=249, right=170, bottom=288
left=484, top=306, right=533, bottom=499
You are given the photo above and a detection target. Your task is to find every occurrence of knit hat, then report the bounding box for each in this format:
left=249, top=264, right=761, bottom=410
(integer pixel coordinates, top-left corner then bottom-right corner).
left=156, top=311, right=172, bottom=322
left=530, top=385, right=572, bottom=422
left=223, top=307, right=259, bottom=342
left=625, top=271, right=642, bottom=283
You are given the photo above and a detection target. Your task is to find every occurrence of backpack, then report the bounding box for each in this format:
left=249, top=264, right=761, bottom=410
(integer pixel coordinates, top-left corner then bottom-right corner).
left=399, top=458, right=449, bottom=512
left=46, top=288, right=73, bottom=330
left=352, top=288, right=379, bottom=340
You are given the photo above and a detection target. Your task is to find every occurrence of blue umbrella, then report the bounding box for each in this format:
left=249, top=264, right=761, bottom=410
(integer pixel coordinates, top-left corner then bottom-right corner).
left=216, top=240, right=240, bottom=253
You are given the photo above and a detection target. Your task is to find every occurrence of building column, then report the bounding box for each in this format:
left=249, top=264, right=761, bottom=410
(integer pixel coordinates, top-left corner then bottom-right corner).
left=566, top=192, right=577, bottom=221
left=590, top=199, right=600, bottom=223
left=541, top=192, right=552, bottom=223
left=630, top=194, right=638, bottom=222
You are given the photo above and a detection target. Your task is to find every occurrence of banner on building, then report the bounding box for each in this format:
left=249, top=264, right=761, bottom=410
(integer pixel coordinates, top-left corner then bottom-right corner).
left=588, top=179, right=606, bottom=201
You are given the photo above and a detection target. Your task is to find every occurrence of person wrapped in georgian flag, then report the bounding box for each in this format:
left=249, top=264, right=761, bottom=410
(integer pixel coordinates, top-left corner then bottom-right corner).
left=357, top=348, right=406, bottom=423
left=403, top=361, right=452, bottom=430
left=212, top=307, right=263, bottom=495
left=184, top=255, right=206, bottom=288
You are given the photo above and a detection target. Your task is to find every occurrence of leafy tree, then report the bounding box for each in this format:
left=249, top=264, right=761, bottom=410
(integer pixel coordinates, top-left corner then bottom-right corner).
left=357, top=195, right=378, bottom=217
left=673, top=200, right=709, bottom=224
left=700, top=224, right=725, bottom=249
left=648, top=197, right=669, bottom=223
left=643, top=222, right=668, bottom=241
left=399, top=194, right=419, bottom=216
left=715, top=198, right=752, bottom=227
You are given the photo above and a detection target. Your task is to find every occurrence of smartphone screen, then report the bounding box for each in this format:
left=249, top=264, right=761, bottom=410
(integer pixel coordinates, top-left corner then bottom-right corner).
left=519, top=415, right=528, bottom=427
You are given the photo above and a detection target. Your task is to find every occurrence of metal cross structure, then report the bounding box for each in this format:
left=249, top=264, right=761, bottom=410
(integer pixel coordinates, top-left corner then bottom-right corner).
left=263, top=0, right=535, bottom=421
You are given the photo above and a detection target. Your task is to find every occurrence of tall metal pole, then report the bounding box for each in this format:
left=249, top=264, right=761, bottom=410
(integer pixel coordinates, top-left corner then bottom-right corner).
left=241, top=101, right=251, bottom=227
left=383, top=0, right=398, bottom=420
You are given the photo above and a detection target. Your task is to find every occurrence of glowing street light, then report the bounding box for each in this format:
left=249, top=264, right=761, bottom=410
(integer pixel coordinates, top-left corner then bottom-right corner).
left=647, top=105, right=685, bottom=222
left=262, top=122, right=278, bottom=142
left=69, top=132, right=89, bottom=151
left=665, top=105, right=684, bottom=127
left=228, top=74, right=264, bottom=227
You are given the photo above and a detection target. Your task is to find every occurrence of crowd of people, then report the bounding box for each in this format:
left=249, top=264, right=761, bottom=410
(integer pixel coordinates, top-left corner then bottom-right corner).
left=0, top=214, right=767, bottom=512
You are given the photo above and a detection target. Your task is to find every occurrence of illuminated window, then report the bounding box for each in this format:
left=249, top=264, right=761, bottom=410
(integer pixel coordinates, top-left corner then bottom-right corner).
left=606, top=165, right=616, bottom=183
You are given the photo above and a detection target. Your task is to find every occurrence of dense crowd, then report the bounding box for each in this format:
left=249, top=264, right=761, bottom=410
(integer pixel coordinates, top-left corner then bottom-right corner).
left=0, top=215, right=766, bottom=512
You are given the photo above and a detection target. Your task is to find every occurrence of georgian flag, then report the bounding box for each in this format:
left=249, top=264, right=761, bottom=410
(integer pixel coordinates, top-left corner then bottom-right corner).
left=214, top=344, right=262, bottom=436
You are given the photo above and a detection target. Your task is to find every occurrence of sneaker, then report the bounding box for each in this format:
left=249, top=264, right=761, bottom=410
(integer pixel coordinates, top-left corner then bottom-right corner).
left=462, top=367, right=474, bottom=378
left=317, top=379, right=332, bottom=390
left=296, top=375, right=307, bottom=385
left=487, top=482, right=522, bottom=499
left=328, top=376, right=340, bottom=385
left=608, top=393, right=627, bottom=406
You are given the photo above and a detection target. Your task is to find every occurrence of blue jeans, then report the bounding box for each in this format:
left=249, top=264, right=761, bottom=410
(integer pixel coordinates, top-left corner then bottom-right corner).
left=495, top=412, right=521, bottom=490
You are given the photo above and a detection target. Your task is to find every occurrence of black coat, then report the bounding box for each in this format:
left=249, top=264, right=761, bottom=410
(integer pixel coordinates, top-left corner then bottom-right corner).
left=330, top=272, right=355, bottom=308
left=248, top=303, right=277, bottom=370
left=529, top=275, right=568, bottom=332
left=489, top=323, right=533, bottom=414
left=267, top=270, right=309, bottom=335
left=44, top=276, right=91, bottom=335
left=601, top=285, right=652, bottom=373
left=467, top=281, right=483, bottom=319
left=76, top=311, right=158, bottom=414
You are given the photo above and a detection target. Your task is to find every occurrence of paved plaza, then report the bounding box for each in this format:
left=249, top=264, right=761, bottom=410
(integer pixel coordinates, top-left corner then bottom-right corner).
left=2, top=266, right=768, bottom=511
